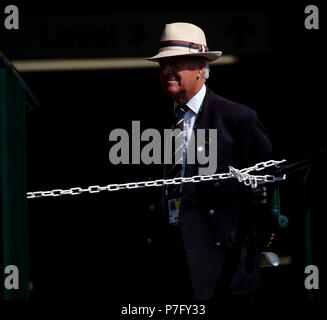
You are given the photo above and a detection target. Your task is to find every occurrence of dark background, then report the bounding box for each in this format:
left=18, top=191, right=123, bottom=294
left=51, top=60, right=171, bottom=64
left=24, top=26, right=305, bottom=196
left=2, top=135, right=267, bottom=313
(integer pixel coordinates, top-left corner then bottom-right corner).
left=1, top=1, right=325, bottom=304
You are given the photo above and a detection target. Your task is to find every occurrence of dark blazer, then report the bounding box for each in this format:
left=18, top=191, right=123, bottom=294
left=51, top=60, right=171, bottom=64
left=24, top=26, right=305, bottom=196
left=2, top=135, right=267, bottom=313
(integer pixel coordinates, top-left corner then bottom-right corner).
left=162, top=86, right=272, bottom=300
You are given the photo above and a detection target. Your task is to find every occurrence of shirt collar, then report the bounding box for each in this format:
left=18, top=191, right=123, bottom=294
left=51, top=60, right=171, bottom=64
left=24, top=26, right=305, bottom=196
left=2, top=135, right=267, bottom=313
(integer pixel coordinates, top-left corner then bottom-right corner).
left=173, top=84, right=206, bottom=115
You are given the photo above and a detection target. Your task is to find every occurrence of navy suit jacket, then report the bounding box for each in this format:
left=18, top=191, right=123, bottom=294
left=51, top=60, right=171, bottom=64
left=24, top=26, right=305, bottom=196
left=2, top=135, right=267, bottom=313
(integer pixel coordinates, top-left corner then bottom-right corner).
left=162, top=86, right=272, bottom=300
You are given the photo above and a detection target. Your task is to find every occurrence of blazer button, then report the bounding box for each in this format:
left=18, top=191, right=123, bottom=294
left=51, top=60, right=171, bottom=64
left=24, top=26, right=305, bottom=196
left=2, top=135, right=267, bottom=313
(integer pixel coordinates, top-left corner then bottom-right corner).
left=209, top=209, right=215, bottom=215
left=149, top=204, right=155, bottom=211
left=215, top=242, right=221, bottom=247
left=213, top=182, right=220, bottom=187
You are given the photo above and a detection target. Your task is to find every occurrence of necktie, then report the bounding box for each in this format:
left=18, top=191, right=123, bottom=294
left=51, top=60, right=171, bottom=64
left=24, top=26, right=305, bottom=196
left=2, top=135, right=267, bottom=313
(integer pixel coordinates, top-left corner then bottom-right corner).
left=166, top=104, right=188, bottom=196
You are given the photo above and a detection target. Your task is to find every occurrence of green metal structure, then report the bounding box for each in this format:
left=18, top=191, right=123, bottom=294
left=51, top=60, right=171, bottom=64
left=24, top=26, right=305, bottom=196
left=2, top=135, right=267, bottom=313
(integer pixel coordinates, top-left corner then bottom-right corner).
left=0, top=64, right=29, bottom=299
left=272, top=159, right=315, bottom=301
left=303, top=166, right=313, bottom=300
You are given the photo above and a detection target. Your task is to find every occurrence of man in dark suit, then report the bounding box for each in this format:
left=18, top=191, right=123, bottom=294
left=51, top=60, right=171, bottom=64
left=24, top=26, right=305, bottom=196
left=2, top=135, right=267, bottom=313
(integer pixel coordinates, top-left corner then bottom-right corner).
left=146, top=22, right=272, bottom=301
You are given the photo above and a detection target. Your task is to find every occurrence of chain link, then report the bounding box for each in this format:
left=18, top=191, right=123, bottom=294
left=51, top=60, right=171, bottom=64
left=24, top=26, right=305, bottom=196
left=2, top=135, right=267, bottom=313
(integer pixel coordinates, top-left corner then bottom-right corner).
left=26, top=159, right=286, bottom=199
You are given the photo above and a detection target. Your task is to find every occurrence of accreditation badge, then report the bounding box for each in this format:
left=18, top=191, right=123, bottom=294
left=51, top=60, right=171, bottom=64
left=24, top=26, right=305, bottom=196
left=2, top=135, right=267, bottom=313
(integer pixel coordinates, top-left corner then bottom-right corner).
left=168, top=198, right=181, bottom=224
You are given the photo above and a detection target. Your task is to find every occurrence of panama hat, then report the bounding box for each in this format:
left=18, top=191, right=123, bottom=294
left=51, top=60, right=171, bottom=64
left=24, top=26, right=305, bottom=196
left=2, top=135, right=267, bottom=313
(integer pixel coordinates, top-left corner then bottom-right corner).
left=146, top=22, right=222, bottom=62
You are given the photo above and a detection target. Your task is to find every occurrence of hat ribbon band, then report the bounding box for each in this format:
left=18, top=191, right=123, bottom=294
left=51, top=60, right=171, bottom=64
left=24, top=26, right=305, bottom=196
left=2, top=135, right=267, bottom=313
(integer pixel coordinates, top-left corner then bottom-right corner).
left=160, top=40, right=208, bottom=53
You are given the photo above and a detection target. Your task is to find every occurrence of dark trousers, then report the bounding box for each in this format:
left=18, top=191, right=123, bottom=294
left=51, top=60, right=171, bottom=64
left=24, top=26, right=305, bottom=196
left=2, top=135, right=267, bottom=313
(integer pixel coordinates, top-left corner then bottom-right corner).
left=159, top=225, right=194, bottom=301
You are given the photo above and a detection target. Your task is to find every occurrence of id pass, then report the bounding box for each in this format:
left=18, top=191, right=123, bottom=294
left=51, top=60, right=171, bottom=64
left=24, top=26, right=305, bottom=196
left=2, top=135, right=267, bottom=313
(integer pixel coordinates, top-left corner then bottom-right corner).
left=168, top=198, right=181, bottom=224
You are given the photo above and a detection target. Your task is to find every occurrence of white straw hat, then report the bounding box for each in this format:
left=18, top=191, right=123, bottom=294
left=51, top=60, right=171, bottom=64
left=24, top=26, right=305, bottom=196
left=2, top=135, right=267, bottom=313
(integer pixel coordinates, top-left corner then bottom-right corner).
left=146, top=22, right=222, bottom=62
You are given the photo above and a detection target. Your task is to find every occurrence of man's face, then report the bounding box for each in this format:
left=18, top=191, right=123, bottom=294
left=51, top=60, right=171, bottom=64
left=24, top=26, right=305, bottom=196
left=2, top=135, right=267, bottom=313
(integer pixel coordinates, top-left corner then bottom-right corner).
left=159, top=56, right=205, bottom=102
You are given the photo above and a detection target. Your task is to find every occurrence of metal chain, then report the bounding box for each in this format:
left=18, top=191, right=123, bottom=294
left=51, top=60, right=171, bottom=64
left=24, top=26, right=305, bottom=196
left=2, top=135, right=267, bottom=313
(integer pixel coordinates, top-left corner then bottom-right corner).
left=26, top=159, right=286, bottom=199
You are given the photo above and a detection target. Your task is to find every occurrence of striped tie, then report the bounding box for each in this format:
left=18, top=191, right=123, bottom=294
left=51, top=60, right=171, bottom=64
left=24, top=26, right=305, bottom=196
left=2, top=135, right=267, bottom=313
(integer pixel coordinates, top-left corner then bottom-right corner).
left=167, top=104, right=188, bottom=196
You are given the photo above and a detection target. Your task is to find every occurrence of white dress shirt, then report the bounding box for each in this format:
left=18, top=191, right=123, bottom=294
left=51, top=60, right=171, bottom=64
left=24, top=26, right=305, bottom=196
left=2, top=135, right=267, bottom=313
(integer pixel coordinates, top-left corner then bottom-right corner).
left=173, top=84, right=206, bottom=177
